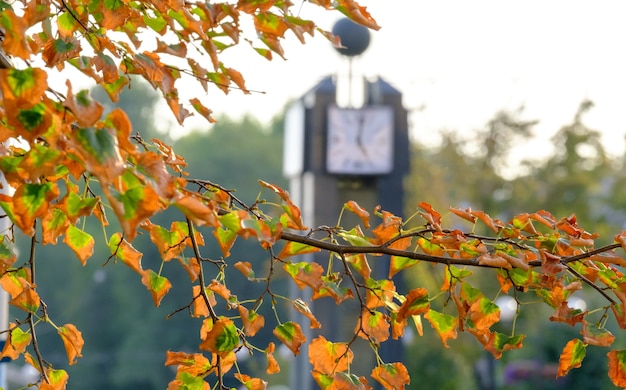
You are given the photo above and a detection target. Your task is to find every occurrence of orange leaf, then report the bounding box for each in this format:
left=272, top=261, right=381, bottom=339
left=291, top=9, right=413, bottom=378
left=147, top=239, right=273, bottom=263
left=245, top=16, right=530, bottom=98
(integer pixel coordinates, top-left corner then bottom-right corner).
left=234, top=261, right=255, bottom=279
left=63, top=80, right=103, bottom=127
left=371, top=363, right=410, bottom=390
left=108, top=233, right=143, bottom=274
left=283, top=261, right=324, bottom=291
left=397, top=288, right=430, bottom=322
left=40, top=369, right=69, bottom=390
left=1, top=324, right=31, bottom=360
left=273, top=321, right=306, bottom=356
left=309, top=335, right=353, bottom=375
left=608, top=350, right=626, bottom=388
left=192, top=285, right=211, bottom=318
left=344, top=200, right=370, bottom=229
left=449, top=206, right=477, bottom=223
left=356, top=309, right=389, bottom=344
left=265, top=342, right=280, bottom=374
left=277, top=241, right=321, bottom=259
left=238, top=305, right=265, bottom=337
left=199, top=317, right=239, bottom=356
left=58, top=324, right=84, bottom=365
left=208, top=280, right=231, bottom=301
left=418, top=202, right=441, bottom=231
left=540, top=249, right=567, bottom=275
left=336, top=0, right=380, bottom=30
left=557, top=339, right=586, bottom=377
left=471, top=210, right=500, bottom=233
left=0, top=10, right=32, bottom=59
left=234, top=373, right=267, bottom=389
left=141, top=270, right=172, bottom=307
left=10, top=287, right=40, bottom=313
left=292, top=298, right=321, bottom=329
left=581, top=321, right=615, bottom=347
left=164, top=350, right=211, bottom=376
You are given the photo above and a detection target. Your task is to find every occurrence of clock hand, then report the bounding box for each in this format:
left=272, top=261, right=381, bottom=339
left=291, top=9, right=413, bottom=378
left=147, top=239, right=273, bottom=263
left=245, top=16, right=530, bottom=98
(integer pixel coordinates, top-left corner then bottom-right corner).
left=355, top=112, right=369, bottom=160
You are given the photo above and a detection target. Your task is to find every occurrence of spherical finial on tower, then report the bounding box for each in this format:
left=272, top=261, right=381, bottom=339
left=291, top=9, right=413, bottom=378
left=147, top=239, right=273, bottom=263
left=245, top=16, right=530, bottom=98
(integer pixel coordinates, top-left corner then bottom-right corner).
left=331, top=18, right=371, bottom=57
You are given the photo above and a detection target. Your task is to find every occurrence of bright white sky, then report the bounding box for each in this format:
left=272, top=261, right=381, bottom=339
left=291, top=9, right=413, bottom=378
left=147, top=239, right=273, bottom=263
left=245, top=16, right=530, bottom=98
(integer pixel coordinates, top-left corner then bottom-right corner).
left=180, top=0, right=626, bottom=163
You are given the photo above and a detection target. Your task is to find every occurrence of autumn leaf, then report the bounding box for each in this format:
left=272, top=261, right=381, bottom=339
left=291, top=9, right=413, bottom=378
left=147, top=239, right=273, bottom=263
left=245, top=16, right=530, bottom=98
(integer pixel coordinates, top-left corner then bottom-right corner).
left=10, top=286, right=40, bottom=313
left=469, top=297, right=500, bottom=333
left=234, top=373, right=268, bottom=390
left=40, top=369, right=69, bottom=390
left=208, top=280, right=231, bottom=301
left=312, top=371, right=371, bottom=390
left=345, top=253, right=371, bottom=279
left=191, top=285, right=211, bottom=318
left=365, top=279, right=396, bottom=309
left=108, top=232, right=143, bottom=274
left=265, top=342, right=280, bottom=374
left=199, top=317, right=239, bottom=356
left=164, top=350, right=212, bottom=376
left=238, top=305, right=265, bottom=337
left=418, top=201, right=441, bottom=231
left=608, top=350, right=626, bottom=388
left=0, top=10, right=32, bottom=59
left=397, top=288, right=430, bottom=322
left=63, top=80, right=103, bottom=127
left=312, top=276, right=354, bottom=304
left=581, top=321, right=615, bottom=347
left=424, top=309, right=458, bottom=348
left=309, top=335, right=353, bottom=375
left=273, top=321, right=306, bottom=356
left=234, top=261, right=255, bottom=279
left=0, top=236, right=17, bottom=275
left=344, top=200, right=370, bottom=229
left=292, top=298, right=321, bottom=329
left=58, top=323, right=84, bottom=365
left=63, top=225, right=95, bottom=266
left=335, top=0, right=380, bottom=30
left=10, top=182, right=60, bottom=235
left=141, top=270, right=172, bottom=307
left=189, top=97, right=216, bottom=123
left=356, top=309, right=389, bottom=344
left=484, top=332, right=525, bottom=359
left=371, top=363, right=410, bottom=390
left=277, top=241, right=321, bottom=259
left=1, top=324, right=31, bottom=360
left=283, top=261, right=324, bottom=291
left=556, top=338, right=586, bottom=377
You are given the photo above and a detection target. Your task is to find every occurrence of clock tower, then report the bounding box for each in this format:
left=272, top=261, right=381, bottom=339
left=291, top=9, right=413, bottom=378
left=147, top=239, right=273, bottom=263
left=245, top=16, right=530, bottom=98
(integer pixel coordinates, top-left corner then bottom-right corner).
left=283, top=18, right=410, bottom=389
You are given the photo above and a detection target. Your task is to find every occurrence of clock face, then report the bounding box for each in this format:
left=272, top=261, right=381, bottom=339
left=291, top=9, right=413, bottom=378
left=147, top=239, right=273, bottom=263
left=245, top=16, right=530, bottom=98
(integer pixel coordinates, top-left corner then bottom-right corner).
left=326, top=105, right=394, bottom=175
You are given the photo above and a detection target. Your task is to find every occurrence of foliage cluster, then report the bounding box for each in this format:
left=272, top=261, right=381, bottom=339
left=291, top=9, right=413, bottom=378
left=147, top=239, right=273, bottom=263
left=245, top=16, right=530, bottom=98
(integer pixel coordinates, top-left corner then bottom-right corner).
left=2, top=1, right=626, bottom=389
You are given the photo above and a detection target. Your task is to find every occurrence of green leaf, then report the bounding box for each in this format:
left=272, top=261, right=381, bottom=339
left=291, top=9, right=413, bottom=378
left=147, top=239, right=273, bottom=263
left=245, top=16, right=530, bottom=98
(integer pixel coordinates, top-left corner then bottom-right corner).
left=200, top=317, right=239, bottom=355
left=485, top=332, right=525, bottom=358
left=337, top=228, right=372, bottom=247
left=58, top=12, right=78, bottom=34
left=141, top=270, right=172, bottom=307
left=277, top=241, right=320, bottom=259
left=64, top=225, right=95, bottom=265
left=17, top=103, right=46, bottom=130
left=176, top=372, right=208, bottom=389
left=425, top=309, right=458, bottom=347
left=74, top=127, right=118, bottom=164
left=18, top=182, right=57, bottom=217
left=273, top=321, right=306, bottom=355
left=143, top=14, right=167, bottom=33
left=6, top=68, right=37, bottom=97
